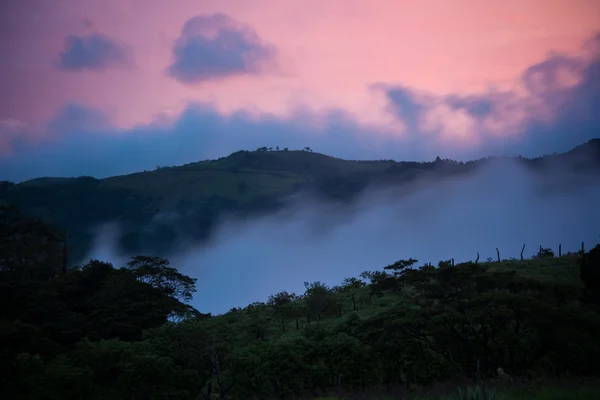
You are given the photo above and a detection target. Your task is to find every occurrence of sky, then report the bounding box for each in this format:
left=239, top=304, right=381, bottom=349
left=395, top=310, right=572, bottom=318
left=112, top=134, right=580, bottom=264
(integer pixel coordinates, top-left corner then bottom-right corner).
left=1, top=0, right=599, bottom=181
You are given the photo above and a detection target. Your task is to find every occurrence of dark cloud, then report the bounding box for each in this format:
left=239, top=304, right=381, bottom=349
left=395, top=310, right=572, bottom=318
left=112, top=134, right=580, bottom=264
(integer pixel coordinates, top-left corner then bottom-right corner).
left=167, top=13, right=276, bottom=83
left=385, top=87, right=422, bottom=131
left=445, top=95, right=495, bottom=118
left=521, top=54, right=585, bottom=96
left=57, top=33, right=132, bottom=71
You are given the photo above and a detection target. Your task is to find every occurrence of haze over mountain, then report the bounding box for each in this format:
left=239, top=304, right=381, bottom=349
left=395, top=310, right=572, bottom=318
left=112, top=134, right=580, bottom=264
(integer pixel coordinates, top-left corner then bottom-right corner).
left=85, top=145, right=600, bottom=314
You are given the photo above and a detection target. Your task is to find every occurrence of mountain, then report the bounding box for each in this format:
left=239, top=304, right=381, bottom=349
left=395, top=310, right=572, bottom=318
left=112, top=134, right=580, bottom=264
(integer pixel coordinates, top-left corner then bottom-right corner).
left=1, top=140, right=600, bottom=263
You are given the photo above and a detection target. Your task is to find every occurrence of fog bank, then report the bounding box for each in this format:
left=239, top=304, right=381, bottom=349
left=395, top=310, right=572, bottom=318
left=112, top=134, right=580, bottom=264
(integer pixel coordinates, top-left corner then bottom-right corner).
left=89, top=158, right=600, bottom=314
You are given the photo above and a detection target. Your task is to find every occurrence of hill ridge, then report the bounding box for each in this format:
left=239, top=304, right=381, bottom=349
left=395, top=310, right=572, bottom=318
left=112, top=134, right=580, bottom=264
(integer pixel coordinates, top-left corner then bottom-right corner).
left=1, top=138, right=599, bottom=262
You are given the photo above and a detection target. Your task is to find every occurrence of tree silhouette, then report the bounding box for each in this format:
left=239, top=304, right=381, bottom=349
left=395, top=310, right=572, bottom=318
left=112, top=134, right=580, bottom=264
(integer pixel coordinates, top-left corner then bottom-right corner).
left=125, top=255, right=197, bottom=302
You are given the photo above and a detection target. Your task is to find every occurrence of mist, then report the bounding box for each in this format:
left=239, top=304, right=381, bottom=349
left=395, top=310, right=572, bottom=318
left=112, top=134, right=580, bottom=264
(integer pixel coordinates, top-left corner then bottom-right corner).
left=87, top=157, right=600, bottom=315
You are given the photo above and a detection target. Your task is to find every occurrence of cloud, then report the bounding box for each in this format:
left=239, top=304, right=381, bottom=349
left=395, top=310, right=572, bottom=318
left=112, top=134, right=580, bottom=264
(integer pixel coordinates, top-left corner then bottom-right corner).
left=1, top=34, right=599, bottom=183
left=0, top=104, right=379, bottom=182
left=49, top=103, right=112, bottom=133
left=0, top=119, right=26, bottom=155
left=381, top=34, right=600, bottom=155
left=167, top=13, right=277, bottom=83
left=57, top=33, right=133, bottom=71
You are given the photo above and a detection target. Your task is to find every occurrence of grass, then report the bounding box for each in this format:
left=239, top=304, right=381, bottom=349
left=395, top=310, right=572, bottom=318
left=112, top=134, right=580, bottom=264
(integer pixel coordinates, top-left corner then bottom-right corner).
left=424, top=381, right=600, bottom=400
left=487, top=256, right=582, bottom=286
left=13, top=149, right=402, bottom=214
left=494, top=385, right=600, bottom=400
left=313, top=381, right=600, bottom=399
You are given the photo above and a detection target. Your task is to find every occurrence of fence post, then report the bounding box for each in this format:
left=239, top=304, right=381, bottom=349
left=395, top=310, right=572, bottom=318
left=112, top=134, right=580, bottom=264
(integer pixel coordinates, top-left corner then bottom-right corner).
left=559, top=244, right=562, bottom=257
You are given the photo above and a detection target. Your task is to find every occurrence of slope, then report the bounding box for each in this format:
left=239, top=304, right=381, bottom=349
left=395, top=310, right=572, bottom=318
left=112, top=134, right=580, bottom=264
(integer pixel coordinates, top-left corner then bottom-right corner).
left=1, top=140, right=599, bottom=263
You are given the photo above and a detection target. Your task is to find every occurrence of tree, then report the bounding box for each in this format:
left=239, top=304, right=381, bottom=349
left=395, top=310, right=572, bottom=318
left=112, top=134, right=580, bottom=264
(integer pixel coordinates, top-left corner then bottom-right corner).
left=534, top=247, right=555, bottom=259
left=339, top=278, right=366, bottom=311
left=125, top=255, right=197, bottom=302
left=304, top=281, right=334, bottom=322
left=267, top=291, right=297, bottom=310
left=267, top=291, right=297, bottom=332
left=383, top=258, right=418, bottom=276
left=246, top=302, right=270, bottom=340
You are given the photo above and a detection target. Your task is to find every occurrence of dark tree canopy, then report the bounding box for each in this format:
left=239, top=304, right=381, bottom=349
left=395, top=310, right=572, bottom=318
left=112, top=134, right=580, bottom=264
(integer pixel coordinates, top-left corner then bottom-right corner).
left=2, top=204, right=600, bottom=399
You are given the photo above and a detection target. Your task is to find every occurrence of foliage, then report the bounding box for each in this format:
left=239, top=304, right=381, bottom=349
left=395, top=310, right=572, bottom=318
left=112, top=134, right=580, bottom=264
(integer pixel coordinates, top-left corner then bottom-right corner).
left=2, top=204, right=600, bottom=399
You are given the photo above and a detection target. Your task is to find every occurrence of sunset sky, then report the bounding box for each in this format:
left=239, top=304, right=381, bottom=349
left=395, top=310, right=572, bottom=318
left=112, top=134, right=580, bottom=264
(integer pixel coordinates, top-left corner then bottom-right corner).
left=1, top=0, right=599, bottom=181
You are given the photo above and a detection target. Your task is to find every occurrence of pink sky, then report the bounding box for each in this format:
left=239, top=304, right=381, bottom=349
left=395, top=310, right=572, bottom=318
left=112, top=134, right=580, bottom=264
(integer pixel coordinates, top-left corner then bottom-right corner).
left=0, top=0, right=599, bottom=163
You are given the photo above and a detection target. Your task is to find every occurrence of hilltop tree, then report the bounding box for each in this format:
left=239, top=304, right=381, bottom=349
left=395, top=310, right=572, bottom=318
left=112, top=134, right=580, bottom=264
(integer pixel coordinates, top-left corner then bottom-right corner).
left=534, top=247, right=555, bottom=259
left=383, top=258, right=418, bottom=276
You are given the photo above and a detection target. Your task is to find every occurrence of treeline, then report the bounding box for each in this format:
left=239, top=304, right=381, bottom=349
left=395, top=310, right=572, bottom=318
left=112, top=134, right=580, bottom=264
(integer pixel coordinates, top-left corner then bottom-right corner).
left=1, top=204, right=600, bottom=399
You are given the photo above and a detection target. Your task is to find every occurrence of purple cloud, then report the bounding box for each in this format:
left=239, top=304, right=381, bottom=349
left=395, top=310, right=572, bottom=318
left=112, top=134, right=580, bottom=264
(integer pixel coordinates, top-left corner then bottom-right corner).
left=167, top=13, right=276, bottom=83
left=57, top=33, right=132, bottom=71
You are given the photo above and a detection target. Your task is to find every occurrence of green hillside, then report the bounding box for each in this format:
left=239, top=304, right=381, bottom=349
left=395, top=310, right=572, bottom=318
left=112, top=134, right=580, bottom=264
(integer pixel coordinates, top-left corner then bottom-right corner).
left=1, top=140, right=599, bottom=262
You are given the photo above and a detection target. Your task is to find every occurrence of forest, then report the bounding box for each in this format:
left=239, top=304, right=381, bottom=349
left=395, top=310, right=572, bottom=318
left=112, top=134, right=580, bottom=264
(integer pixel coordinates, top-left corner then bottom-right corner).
left=1, top=203, right=600, bottom=400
